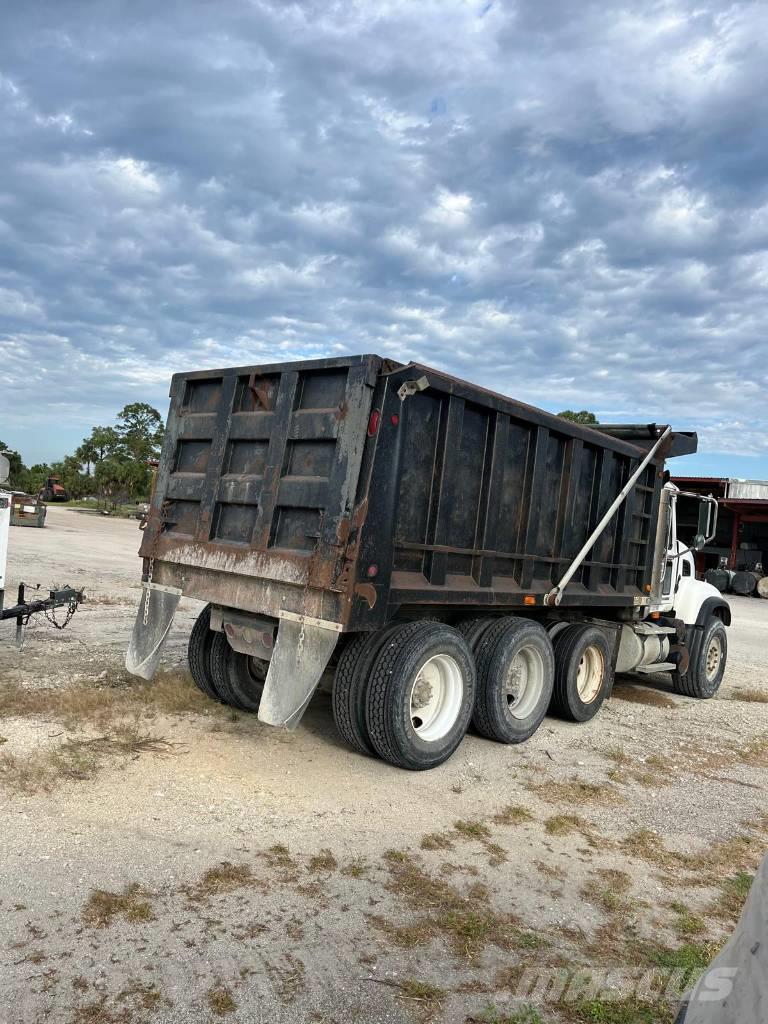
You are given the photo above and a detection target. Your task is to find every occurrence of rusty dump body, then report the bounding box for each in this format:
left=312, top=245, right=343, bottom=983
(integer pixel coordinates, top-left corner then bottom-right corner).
left=139, top=354, right=698, bottom=637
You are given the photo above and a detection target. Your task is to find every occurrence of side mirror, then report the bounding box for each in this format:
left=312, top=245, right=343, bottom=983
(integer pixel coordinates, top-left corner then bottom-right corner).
left=692, top=497, right=716, bottom=551
left=0, top=453, right=9, bottom=486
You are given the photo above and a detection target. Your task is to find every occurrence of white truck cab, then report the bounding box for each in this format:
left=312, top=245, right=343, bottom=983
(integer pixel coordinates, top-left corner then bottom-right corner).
left=615, top=481, right=730, bottom=696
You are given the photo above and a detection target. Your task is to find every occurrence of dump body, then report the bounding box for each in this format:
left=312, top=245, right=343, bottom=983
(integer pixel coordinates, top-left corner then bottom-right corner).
left=140, top=356, right=695, bottom=631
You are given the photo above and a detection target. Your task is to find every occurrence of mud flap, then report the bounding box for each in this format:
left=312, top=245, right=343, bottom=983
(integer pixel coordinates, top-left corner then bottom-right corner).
left=258, top=617, right=339, bottom=730
left=125, top=587, right=180, bottom=680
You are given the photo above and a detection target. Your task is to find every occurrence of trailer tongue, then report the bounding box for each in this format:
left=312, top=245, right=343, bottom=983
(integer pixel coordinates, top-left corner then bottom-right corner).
left=126, top=355, right=728, bottom=770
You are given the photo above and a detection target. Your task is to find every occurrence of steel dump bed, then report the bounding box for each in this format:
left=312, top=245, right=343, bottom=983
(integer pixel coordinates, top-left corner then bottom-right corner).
left=140, top=355, right=696, bottom=630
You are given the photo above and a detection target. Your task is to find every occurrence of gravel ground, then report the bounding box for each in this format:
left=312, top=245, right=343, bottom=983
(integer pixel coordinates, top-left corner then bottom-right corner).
left=1, top=509, right=767, bottom=1024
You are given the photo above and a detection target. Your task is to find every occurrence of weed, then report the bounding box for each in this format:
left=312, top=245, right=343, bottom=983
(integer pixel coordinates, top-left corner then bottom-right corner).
left=468, top=1004, right=544, bottom=1024
left=341, top=857, right=369, bottom=878
left=715, top=871, right=753, bottom=919
left=421, top=832, right=455, bottom=851
left=642, top=941, right=717, bottom=975
left=545, top=814, right=589, bottom=836
left=454, top=819, right=492, bottom=840
left=398, top=979, right=446, bottom=1008
left=531, top=780, right=620, bottom=806
left=308, top=849, right=338, bottom=873
left=493, top=805, right=533, bottom=826
left=188, top=862, right=255, bottom=901
left=730, top=688, right=768, bottom=703
left=206, top=985, right=237, bottom=1016
left=82, top=884, right=154, bottom=928
left=669, top=901, right=706, bottom=936
left=563, top=996, right=673, bottom=1023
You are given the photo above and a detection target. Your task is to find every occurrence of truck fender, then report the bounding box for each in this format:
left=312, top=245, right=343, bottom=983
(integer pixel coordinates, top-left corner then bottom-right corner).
left=258, top=617, right=339, bottom=730
left=676, top=593, right=730, bottom=678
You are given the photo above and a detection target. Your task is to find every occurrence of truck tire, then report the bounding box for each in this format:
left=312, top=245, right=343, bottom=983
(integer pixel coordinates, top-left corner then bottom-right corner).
left=672, top=616, right=727, bottom=699
left=473, top=617, right=554, bottom=743
left=209, top=632, right=263, bottom=711
left=188, top=605, right=222, bottom=702
left=551, top=624, right=612, bottom=722
left=331, top=623, right=404, bottom=757
left=365, top=621, right=476, bottom=771
left=454, top=616, right=498, bottom=652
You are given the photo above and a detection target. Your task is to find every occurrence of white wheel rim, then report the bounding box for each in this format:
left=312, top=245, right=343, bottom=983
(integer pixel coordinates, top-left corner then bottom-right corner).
left=504, top=645, right=546, bottom=719
left=409, top=654, right=464, bottom=742
left=705, top=637, right=722, bottom=682
left=576, top=644, right=604, bottom=703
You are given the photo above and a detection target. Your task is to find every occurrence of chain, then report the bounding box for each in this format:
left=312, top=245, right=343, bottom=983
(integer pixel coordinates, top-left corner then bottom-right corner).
left=143, top=556, right=155, bottom=627
left=43, top=596, right=79, bottom=631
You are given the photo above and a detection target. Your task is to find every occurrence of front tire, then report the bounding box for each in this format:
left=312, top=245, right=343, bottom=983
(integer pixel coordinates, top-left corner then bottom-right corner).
left=473, top=617, right=555, bottom=743
left=672, top=617, right=727, bottom=698
left=550, top=624, right=612, bottom=722
left=365, top=622, right=476, bottom=771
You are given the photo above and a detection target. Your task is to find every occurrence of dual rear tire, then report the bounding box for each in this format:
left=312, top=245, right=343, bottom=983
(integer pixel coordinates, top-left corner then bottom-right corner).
left=188, top=604, right=268, bottom=711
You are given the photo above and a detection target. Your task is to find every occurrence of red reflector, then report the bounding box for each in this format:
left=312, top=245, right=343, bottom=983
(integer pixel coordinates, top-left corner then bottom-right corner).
left=391, top=413, right=400, bottom=426
left=367, top=409, right=381, bottom=436
left=367, top=564, right=379, bottom=578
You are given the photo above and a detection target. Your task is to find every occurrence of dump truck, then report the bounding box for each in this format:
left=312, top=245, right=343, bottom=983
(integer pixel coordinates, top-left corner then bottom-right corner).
left=126, top=355, right=729, bottom=770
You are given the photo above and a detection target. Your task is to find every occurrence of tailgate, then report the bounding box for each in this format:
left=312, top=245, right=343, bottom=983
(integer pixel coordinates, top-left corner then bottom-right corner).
left=141, top=355, right=382, bottom=592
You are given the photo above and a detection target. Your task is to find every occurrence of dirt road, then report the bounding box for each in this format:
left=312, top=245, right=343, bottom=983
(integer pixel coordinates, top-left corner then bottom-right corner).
left=1, top=510, right=767, bottom=1024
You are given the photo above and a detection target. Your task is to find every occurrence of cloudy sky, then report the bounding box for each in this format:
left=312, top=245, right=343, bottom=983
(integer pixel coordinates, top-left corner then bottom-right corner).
left=0, top=0, right=766, bottom=476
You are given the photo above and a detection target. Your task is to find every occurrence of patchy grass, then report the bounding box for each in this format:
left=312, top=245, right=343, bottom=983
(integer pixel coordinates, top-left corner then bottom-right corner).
left=0, top=725, right=177, bottom=795
left=454, top=819, right=492, bottom=840
left=669, top=901, right=706, bottom=937
left=468, top=1004, right=544, bottom=1024
left=206, top=984, right=237, bottom=1016
left=421, top=832, right=455, bottom=851
left=562, top=996, right=673, bottom=1024
left=340, top=857, right=369, bottom=878
left=605, top=750, right=675, bottom=789
left=642, top=940, right=717, bottom=975
left=0, top=670, right=217, bottom=727
left=492, top=805, right=533, bottom=826
left=729, top=688, right=768, bottom=704
left=187, top=862, right=256, bottom=901
left=308, top=849, right=338, bottom=873
left=82, top=884, right=154, bottom=928
left=531, top=780, right=621, bottom=806
left=373, top=851, right=533, bottom=960
left=395, top=978, right=446, bottom=1013
left=545, top=814, right=590, bottom=837
left=715, top=871, right=754, bottom=920
left=582, top=869, right=632, bottom=914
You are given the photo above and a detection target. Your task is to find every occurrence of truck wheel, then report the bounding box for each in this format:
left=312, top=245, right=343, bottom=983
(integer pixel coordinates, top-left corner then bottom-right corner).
left=365, top=622, right=475, bottom=770
left=473, top=618, right=554, bottom=743
left=551, top=624, right=612, bottom=722
left=672, top=617, right=727, bottom=699
left=331, top=623, right=403, bottom=757
left=209, top=632, right=263, bottom=711
left=454, top=616, right=498, bottom=652
left=188, top=605, right=222, bottom=702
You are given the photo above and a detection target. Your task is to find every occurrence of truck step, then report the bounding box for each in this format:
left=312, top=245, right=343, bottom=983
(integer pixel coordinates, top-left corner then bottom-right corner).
left=633, top=662, right=676, bottom=674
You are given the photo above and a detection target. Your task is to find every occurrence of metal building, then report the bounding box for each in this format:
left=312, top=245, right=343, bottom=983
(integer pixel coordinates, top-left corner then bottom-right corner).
left=673, top=477, right=768, bottom=573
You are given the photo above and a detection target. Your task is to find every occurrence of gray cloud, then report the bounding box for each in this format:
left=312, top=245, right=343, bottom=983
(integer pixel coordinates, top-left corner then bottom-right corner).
left=0, top=0, right=766, bottom=472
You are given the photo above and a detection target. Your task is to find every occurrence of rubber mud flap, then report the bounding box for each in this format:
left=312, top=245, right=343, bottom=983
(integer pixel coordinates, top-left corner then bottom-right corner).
left=125, top=588, right=180, bottom=680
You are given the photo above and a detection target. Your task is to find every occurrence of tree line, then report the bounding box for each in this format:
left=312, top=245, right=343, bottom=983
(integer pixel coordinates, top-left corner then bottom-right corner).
left=0, top=402, right=164, bottom=507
